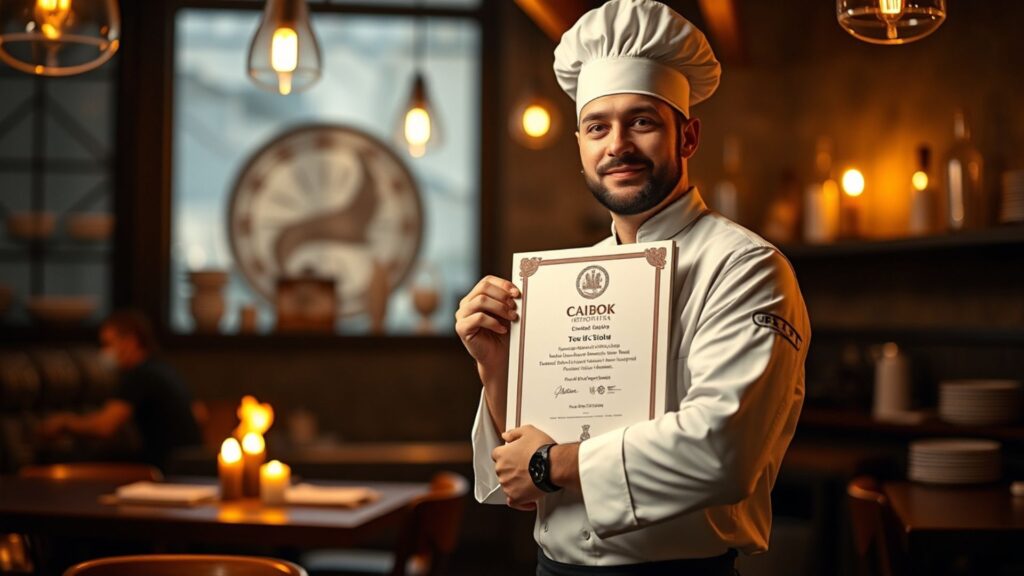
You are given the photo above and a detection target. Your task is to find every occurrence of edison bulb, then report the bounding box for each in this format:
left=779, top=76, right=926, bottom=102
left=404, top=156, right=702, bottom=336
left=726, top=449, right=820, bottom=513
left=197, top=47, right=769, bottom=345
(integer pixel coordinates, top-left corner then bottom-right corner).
left=912, top=170, right=928, bottom=191
left=35, top=0, right=74, bottom=41
left=271, top=27, right=298, bottom=95
left=404, top=107, right=432, bottom=157
left=842, top=169, right=865, bottom=197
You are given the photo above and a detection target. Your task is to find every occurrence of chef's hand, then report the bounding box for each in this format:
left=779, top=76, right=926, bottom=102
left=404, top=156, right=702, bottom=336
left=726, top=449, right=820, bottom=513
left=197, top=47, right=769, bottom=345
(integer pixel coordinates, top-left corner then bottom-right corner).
left=455, top=275, right=519, bottom=369
left=455, top=276, right=520, bottom=427
left=493, top=425, right=554, bottom=511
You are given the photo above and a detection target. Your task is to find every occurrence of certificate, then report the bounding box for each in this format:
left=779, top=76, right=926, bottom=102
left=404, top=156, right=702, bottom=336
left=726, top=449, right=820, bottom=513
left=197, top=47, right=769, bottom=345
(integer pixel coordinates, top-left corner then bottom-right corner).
left=506, top=241, right=676, bottom=444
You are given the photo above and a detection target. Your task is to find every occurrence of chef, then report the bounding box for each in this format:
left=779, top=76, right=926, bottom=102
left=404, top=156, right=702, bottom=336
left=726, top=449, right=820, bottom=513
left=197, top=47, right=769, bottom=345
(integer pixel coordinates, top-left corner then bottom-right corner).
left=455, top=1, right=810, bottom=574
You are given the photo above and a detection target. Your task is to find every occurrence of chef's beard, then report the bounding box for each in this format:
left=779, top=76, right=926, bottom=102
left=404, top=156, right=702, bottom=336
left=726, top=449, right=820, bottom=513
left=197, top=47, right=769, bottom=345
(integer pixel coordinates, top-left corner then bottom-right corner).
left=584, top=153, right=682, bottom=216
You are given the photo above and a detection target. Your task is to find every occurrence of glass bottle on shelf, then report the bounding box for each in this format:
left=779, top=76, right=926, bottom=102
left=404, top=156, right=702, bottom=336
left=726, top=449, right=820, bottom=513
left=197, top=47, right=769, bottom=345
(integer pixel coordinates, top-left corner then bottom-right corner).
left=943, top=109, right=984, bottom=231
left=803, top=136, right=840, bottom=244
left=710, top=135, right=741, bottom=222
left=908, top=145, right=937, bottom=236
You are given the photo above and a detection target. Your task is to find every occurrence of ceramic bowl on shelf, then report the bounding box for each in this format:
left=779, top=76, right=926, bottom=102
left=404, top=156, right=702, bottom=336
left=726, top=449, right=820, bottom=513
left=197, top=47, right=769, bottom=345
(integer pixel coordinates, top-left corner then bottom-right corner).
left=6, top=212, right=55, bottom=240
left=26, top=296, right=96, bottom=325
left=66, top=213, right=115, bottom=241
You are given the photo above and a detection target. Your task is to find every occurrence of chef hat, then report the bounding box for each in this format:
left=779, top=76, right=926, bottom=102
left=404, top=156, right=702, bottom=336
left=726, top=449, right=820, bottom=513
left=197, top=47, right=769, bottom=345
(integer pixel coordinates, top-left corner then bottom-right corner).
left=553, top=0, right=721, bottom=121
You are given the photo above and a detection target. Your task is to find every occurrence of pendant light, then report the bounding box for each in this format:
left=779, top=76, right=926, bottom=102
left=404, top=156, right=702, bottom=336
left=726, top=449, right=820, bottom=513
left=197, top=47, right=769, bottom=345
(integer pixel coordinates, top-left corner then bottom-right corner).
left=836, top=0, right=946, bottom=45
left=396, top=4, right=440, bottom=158
left=509, top=41, right=561, bottom=150
left=248, top=0, right=321, bottom=95
left=0, top=0, right=120, bottom=76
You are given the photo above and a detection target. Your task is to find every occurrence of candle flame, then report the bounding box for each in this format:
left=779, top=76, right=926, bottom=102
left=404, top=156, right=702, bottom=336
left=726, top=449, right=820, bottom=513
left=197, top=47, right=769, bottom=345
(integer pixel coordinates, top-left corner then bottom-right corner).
left=242, top=432, right=265, bottom=455
left=236, top=395, right=274, bottom=437
left=220, top=438, right=242, bottom=463
left=842, top=169, right=865, bottom=197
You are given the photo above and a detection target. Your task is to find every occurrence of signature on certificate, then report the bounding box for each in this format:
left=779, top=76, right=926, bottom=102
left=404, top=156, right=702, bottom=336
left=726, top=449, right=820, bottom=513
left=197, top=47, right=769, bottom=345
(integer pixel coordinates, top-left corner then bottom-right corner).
left=554, top=385, right=579, bottom=398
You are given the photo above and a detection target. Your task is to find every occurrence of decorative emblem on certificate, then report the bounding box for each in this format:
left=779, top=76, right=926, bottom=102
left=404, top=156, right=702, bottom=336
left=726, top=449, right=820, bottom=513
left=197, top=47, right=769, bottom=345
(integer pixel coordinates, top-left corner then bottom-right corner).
left=506, top=241, right=677, bottom=444
left=576, top=266, right=609, bottom=299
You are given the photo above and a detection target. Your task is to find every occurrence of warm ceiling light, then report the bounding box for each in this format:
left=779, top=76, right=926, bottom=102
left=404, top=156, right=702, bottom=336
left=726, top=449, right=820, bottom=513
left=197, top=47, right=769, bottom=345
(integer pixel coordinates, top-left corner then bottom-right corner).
left=836, top=0, right=945, bottom=45
left=842, top=169, right=865, bottom=197
left=248, top=0, right=321, bottom=95
left=0, top=0, right=120, bottom=76
left=522, top=105, right=551, bottom=138
left=912, top=171, right=929, bottom=191
left=397, top=71, right=440, bottom=158
left=510, top=97, right=562, bottom=150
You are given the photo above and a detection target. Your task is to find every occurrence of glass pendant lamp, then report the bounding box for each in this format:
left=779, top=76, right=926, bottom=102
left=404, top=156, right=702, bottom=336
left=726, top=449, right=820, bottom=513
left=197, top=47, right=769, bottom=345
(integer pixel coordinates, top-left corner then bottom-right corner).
left=248, top=0, right=321, bottom=95
left=837, top=0, right=946, bottom=45
left=396, top=6, right=440, bottom=158
left=0, top=0, right=120, bottom=76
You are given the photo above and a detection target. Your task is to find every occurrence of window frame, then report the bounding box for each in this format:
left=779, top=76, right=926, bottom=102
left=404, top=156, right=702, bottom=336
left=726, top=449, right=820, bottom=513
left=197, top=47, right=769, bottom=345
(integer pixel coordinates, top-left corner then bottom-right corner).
left=117, top=0, right=498, bottom=350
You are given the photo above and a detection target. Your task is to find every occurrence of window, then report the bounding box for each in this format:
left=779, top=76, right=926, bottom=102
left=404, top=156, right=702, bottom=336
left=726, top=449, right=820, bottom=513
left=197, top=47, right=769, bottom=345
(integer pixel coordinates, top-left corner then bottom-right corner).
left=170, top=6, right=480, bottom=336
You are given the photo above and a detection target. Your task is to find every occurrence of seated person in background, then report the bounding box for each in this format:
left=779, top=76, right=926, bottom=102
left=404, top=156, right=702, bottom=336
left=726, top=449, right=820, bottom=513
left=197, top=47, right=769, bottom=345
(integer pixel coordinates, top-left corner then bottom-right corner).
left=40, top=310, right=201, bottom=471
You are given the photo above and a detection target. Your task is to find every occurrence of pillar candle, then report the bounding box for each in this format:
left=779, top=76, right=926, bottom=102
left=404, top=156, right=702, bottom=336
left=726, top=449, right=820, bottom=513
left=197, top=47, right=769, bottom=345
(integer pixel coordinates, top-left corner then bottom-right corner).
left=218, top=438, right=243, bottom=501
left=260, top=460, right=291, bottom=505
left=241, top=432, right=266, bottom=498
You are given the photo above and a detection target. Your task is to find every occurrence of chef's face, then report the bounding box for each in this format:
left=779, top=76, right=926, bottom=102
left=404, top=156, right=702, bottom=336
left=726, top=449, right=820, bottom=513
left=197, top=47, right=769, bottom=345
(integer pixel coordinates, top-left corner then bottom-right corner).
left=576, top=93, right=699, bottom=215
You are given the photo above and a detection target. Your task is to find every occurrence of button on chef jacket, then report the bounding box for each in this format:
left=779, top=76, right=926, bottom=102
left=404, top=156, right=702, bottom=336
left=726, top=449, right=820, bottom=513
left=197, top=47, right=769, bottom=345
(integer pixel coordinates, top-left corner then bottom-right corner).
left=472, top=187, right=810, bottom=566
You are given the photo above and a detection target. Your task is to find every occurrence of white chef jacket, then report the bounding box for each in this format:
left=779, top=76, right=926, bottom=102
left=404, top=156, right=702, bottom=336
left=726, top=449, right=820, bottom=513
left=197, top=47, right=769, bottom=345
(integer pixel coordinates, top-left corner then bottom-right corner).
left=472, top=187, right=809, bottom=566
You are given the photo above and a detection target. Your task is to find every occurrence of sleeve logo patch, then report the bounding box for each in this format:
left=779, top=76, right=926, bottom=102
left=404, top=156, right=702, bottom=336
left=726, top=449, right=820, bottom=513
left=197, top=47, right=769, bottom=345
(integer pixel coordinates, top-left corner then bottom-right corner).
left=752, top=312, right=803, bottom=351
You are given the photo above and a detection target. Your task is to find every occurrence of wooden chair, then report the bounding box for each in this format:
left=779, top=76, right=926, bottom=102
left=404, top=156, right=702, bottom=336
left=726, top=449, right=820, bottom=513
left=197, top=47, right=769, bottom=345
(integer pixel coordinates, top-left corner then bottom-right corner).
left=64, top=555, right=306, bottom=576
left=303, top=472, right=469, bottom=576
left=847, top=476, right=910, bottom=576
left=19, top=462, right=163, bottom=482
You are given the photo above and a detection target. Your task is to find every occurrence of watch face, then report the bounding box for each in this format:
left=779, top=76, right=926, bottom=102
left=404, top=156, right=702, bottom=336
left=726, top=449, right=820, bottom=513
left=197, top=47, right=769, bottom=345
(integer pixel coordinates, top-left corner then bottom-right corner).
left=529, top=451, right=546, bottom=483
left=228, top=124, right=423, bottom=318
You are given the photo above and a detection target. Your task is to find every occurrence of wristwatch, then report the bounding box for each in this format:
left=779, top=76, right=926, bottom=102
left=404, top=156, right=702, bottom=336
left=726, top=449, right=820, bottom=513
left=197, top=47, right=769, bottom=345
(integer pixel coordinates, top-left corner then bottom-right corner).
left=529, top=443, right=562, bottom=493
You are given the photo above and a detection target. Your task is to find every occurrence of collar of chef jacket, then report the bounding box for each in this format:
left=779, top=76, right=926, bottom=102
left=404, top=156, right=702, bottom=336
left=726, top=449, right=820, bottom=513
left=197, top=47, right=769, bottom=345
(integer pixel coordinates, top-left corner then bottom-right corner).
left=610, top=186, right=709, bottom=244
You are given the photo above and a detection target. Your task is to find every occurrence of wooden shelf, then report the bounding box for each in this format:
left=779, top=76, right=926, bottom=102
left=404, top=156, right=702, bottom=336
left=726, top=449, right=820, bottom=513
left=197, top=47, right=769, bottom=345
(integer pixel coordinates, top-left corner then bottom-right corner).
left=780, top=225, right=1024, bottom=260
left=799, top=407, right=1024, bottom=443
left=0, top=245, right=111, bottom=263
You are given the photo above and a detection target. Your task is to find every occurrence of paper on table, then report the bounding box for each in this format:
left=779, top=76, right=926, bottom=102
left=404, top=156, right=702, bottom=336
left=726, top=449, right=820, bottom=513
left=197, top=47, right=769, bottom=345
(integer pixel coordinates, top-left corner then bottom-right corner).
left=112, top=481, right=219, bottom=505
left=284, top=483, right=379, bottom=507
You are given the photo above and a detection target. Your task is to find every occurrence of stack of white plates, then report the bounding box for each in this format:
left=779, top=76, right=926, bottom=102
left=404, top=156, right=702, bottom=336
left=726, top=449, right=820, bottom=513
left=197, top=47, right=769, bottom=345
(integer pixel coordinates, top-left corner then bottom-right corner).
left=939, top=380, right=1023, bottom=426
left=908, top=439, right=1002, bottom=485
left=1001, top=170, right=1024, bottom=223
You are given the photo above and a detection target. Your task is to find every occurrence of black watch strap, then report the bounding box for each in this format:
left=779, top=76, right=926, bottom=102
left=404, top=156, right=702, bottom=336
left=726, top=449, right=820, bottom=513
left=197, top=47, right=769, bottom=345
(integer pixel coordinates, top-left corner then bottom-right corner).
left=529, top=443, right=562, bottom=493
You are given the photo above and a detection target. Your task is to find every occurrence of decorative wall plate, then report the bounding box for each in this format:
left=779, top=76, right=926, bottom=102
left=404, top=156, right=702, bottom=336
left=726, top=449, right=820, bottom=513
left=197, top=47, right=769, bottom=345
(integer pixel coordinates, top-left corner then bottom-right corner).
left=228, top=124, right=423, bottom=318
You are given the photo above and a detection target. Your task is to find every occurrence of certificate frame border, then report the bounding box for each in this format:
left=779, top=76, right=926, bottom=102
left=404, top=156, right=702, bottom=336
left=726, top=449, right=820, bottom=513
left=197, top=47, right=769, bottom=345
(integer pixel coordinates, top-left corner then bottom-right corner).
left=514, top=247, right=668, bottom=428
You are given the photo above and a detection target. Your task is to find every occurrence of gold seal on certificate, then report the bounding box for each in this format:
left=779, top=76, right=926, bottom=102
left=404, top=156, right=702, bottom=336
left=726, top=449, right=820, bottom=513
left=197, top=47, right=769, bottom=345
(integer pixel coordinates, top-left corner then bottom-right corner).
left=506, top=241, right=676, bottom=443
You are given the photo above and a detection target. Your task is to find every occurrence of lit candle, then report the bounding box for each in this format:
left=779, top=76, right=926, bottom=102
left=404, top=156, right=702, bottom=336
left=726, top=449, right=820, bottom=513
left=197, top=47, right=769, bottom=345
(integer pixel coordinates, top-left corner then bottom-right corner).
left=241, top=432, right=266, bottom=498
left=260, top=460, right=291, bottom=505
left=841, top=168, right=865, bottom=238
left=218, top=438, right=243, bottom=501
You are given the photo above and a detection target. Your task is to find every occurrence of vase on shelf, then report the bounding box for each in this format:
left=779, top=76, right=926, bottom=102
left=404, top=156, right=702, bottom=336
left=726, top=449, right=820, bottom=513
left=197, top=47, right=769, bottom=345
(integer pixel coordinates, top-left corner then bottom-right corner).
left=189, top=270, right=229, bottom=333
left=410, top=263, right=441, bottom=335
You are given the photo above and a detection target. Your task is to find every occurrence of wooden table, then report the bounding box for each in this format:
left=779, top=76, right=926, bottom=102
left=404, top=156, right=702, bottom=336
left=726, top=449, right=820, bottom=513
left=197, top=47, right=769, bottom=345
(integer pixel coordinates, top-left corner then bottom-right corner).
left=0, top=476, right=429, bottom=549
left=884, top=482, right=1024, bottom=574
